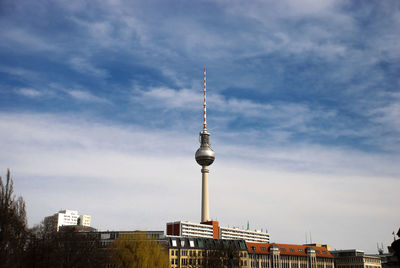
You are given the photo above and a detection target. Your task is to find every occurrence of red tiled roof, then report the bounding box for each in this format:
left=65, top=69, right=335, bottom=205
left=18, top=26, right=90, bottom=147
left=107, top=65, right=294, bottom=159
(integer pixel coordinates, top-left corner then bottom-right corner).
left=246, top=243, right=333, bottom=258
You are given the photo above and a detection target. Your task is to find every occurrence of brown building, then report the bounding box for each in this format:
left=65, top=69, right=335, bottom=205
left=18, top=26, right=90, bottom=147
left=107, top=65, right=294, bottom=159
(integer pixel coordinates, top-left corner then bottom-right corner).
left=246, top=243, right=334, bottom=268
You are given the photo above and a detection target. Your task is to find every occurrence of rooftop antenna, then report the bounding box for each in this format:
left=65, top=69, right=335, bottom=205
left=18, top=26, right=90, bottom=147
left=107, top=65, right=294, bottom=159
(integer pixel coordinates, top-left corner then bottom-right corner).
left=305, top=232, right=308, bottom=244
left=377, top=243, right=384, bottom=255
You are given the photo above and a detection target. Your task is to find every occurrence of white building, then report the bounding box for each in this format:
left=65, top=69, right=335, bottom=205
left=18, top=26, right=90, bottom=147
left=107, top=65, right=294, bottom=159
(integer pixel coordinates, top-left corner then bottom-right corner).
left=44, top=209, right=91, bottom=231
left=168, top=221, right=215, bottom=239
left=79, top=214, right=91, bottom=227
left=166, top=221, right=270, bottom=243
left=219, top=226, right=270, bottom=243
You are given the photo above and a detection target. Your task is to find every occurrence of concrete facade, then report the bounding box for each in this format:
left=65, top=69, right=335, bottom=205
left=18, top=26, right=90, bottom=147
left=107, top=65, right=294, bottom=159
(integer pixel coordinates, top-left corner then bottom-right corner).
left=166, top=221, right=270, bottom=243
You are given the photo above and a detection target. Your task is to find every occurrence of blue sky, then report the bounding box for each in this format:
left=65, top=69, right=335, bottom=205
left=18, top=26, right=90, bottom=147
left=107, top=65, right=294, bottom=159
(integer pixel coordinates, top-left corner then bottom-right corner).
left=1, top=0, right=399, bottom=253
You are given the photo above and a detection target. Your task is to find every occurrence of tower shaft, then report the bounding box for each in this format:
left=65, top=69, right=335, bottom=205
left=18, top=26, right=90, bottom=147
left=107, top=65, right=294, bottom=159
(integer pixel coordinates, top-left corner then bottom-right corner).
left=201, top=166, right=209, bottom=222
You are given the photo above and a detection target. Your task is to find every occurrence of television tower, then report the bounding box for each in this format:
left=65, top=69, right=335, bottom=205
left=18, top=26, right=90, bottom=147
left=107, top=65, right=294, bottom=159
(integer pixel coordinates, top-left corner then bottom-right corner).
left=195, top=67, right=215, bottom=223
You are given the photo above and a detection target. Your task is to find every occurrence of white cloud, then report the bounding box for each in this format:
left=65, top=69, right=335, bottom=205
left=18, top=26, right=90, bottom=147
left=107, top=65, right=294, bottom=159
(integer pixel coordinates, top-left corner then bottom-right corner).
left=66, top=89, right=111, bottom=104
left=369, top=92, right=400, bottom=133
left=16, top=88, right=42, bottom=98
left=14, top=83, right=111, bottom=104
left=132, top=87, right=200, bottom=110
left=69, top=57, right=109, bottom=78
left=0, top=27, right=57, bottom=52
left=0, top=66, right=41, bottom=81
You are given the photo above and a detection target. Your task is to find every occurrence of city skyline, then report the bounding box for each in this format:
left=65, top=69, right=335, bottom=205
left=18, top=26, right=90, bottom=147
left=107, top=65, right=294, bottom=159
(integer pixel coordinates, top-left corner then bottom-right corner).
left=0, top=0, right=399, bottom=253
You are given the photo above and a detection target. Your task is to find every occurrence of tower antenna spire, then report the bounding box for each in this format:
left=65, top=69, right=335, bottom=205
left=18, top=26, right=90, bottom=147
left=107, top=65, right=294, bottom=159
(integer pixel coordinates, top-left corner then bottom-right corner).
left=203, top=67, right=207, bottom=131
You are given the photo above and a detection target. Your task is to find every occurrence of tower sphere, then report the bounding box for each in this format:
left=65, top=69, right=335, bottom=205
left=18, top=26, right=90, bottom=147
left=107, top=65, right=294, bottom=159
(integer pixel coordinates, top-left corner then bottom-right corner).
left=195, top=131, right=215, bottom=166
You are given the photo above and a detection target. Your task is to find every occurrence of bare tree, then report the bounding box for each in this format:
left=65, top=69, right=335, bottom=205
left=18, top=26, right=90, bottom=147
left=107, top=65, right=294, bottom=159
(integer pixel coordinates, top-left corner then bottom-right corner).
left=0, top=169, right=29, bottom=268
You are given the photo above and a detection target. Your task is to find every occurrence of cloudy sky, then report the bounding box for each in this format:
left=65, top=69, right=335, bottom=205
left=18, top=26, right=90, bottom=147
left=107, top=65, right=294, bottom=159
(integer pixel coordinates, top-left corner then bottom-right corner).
left=1, top=0, right=399, bottom=253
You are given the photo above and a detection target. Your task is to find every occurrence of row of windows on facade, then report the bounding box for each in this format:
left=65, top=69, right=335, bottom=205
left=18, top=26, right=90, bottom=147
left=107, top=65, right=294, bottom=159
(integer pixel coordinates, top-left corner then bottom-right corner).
left=170, top=258, right=248, bottom=266
left=337, top=257, right=381, bottom=264
left=181, top=230, right=213, bottom=234
left=221, top=233, right=269, bottom=239
left=250, top=261, right=333, bottom=268
left=250, top=247, right=328, bottom=254
left=247, top=256, right=333, bottom=268
left=337, top=265, right=380, bottom=268
left=221, top=231, right=269, bottom=237
left=171, top=250, right=247, bottom=258
left=252, top=255, right=322, bottom=261
left=182, top=226, right=213, bottom=232
left=182, top=231, right=213, bottom=237
left=182, top=227, right=213, bottom=232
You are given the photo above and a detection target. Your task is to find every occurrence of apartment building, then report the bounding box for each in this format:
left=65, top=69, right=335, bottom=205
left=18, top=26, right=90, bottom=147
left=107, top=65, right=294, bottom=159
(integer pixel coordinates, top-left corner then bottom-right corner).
left=44, top=209, right=91, bottom=231
left=246, top=243, right=334, bottom=268
left=166, top=220, right=270, bottom=243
